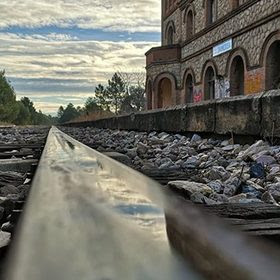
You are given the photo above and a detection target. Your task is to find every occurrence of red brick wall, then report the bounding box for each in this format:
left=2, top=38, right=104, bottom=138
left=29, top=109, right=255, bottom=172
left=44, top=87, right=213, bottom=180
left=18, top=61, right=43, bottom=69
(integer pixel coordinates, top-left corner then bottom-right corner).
left=146, top=46, right=181, bottom=66
left=245, top=68, right=265, bottom=95
left=164, top=0, right=179, bottom=18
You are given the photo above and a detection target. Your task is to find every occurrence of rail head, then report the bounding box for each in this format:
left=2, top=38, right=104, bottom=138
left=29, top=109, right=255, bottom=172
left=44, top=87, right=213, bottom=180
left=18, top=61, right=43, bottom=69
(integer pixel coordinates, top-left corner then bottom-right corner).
left=5, top=126, right=280, bottom=280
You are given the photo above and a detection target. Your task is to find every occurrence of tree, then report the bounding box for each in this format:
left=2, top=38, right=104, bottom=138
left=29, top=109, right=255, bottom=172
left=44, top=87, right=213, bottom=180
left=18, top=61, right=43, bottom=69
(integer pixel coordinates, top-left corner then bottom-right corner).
left=57, top=106, right=65, bottom=119
left=19, top=97, right=38, bottom=124
left=14, top=101, right=31, bottom=125
left=105, top=73, right=127, bottom=114
left=119, top=85, right=146, bottom=113
left=0, top=70, right=57, bottom=125
left=84, top=97, right=102, bottom=113
left=21, top=97, right=36, bottom=114
left=94, top=74, right=127, bottom=114
left=115, top=70, right=146, bottom=113
left=76, top=106, right=84, bottom=114
left=33, top=110, right=55, bottom=125
left=94, top=84, right=110, bottom=111
left=116, top=69, right=146, bottom=89
left=128, top=85, right=146, bottom=111
left=0, top=71, right=16, bottom=104
left=0, top=71, right=19, bottom=122
left=57, top=103, right=81, bottom=123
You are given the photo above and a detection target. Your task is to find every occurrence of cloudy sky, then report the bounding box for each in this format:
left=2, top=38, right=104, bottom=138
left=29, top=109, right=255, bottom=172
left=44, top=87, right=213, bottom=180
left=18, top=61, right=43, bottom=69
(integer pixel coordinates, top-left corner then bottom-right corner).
left=0, top=0, right=161, bottom=115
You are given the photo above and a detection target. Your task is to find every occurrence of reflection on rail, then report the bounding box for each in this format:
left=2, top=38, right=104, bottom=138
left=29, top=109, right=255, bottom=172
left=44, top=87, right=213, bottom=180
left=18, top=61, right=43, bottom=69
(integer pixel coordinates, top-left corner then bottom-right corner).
left=4, top=127, right=280, bottom=280
left=5, top=127, right=197, bottom=280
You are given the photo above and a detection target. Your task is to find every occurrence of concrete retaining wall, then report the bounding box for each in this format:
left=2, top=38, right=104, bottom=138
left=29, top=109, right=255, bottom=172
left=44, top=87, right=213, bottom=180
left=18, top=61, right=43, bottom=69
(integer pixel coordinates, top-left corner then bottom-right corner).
left=65, top=90, right=280, bottom=138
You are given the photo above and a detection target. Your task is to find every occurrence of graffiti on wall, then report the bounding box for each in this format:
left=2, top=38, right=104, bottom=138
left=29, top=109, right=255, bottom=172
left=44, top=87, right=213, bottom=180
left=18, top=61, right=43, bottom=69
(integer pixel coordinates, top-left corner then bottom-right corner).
left=193, top=88, right=202, bottom=103
left=245, top=68, right=264, bottom=94
left=215, top=76, right=230, bottom=99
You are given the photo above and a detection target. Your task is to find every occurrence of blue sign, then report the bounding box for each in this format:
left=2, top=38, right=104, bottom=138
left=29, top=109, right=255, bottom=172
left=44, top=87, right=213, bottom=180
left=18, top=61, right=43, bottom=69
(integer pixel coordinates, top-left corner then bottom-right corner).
left=213, top=39, right=233, bottom=57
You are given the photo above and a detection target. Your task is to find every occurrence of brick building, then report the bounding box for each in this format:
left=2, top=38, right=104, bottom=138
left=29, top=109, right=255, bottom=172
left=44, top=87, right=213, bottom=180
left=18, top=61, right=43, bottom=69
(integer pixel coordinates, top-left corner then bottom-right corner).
left=146, top=0, right=280, bottom=109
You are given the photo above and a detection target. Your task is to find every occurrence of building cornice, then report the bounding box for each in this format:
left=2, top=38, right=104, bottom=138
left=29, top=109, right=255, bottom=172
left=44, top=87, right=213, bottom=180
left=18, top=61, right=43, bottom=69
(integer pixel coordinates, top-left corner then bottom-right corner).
left=145, top=44, right=181, bottom=56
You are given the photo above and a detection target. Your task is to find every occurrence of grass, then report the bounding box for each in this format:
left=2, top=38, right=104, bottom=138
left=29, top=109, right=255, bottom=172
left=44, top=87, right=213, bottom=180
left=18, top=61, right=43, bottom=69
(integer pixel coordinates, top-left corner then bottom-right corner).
left=0, top=121, right=14, bottom=127
left=71, top=111, right=115, bottom=123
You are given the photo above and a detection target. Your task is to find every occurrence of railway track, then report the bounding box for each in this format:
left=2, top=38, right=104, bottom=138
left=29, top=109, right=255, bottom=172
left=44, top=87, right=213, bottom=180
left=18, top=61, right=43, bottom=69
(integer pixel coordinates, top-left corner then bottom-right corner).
left=0, top=126, right=280, bottom=279
left=0, top=126, right=49, bottom=275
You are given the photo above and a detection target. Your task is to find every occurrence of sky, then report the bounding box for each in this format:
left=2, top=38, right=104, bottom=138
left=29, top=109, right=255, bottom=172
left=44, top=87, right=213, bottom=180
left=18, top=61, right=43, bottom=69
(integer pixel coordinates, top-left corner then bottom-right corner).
left=0, top=0, right=161, bottom=115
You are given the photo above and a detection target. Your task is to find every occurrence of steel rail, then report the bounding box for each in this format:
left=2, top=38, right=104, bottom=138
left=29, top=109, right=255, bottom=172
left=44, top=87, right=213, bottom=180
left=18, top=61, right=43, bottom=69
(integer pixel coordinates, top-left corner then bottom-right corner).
left=4, top=127, right=280, bottom=280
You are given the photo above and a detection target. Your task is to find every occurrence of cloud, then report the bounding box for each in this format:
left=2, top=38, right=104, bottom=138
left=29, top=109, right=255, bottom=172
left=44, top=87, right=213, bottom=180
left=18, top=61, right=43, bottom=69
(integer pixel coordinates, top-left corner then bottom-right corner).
left=0, top=32, right=156, bottom=81
left=0, top=0, right=161, bottom=33
left=0, top=0, right=161, bottom=114
left=17, top=92, right=91, bottom=115
left=0, top=32, right=159, bottom=114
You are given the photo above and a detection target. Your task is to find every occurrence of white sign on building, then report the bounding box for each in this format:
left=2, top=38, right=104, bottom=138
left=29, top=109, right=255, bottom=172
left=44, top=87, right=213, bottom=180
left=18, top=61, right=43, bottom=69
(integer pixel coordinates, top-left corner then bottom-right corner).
left=213, top=39, right=233, bottom=57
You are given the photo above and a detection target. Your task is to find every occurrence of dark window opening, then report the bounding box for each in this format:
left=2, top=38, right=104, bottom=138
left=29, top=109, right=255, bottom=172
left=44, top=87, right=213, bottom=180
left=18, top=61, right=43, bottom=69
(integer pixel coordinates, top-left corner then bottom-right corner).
left=185, top=74, right=194, bottom=103
left=265, top=41, right=280, bottom=90
left=230, top=56, right=245, bottom=96
left=186, top=10, right=194, bottom=39
left=206, top=0, right=216, bottom=26
left=204, top=67, right=215, bottom=100
left=167, top=26, right=174, bottom=45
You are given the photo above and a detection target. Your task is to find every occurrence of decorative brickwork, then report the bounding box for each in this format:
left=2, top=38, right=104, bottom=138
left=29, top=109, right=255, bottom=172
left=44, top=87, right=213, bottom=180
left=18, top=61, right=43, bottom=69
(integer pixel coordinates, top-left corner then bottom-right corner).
left=146, top=0, right=280, bottom=109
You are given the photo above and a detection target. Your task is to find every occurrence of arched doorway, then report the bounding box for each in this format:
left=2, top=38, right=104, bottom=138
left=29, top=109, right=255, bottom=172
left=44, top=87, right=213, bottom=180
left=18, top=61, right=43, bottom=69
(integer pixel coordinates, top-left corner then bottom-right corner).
left=185, top=74, right=194, bottom=103
left=167, top=26, right=174, bottom=45
left=147, top=80, right=153, bottom=110
left=204, top=66, right=216, bottom=100
left=186, top=10, right=194, bottom=39
left=265, top=40, right=280, bottom=90
left=158, top=78, right=173, bottom=108
left=230, top=55, right=245, bottom=96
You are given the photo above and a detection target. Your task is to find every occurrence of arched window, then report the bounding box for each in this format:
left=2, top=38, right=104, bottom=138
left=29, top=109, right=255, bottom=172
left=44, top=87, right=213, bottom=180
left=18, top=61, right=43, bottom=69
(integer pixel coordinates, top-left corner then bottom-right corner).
left=230, top=56, right=245, bottom=96
left=186, top=10, right=194, bottom=39
left=265, top=40, right=280, bottom=90
left=204, top=66, right=216, bottom=100
left=167, top=26, right=174, bottom=45
left=185, top=74, right=194, bottom=103
left=206, top=0, right=216, bottom=26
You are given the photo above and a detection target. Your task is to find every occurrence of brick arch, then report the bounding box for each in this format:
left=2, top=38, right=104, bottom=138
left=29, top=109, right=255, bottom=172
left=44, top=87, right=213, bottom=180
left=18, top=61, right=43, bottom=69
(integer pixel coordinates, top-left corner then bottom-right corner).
left=201, top=60, right=218, bottom=100
left=225, top=48, right=249, bottom=97
left=225, top=48, right=249, bottom=77
left=165, top=20, right=176, bottom=38
left=183, top=68, right=196, bottom=103
left=183, top=4, right=196, bottom=23
left=260, top=31, right=280, bottom=67
left=153, top=72, right=177, bottom=109
left=260, top=31, right=280, bottom=90
left=201, top=60, right=218, bottom=83
left=183, top=67, right=196, bottom=85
